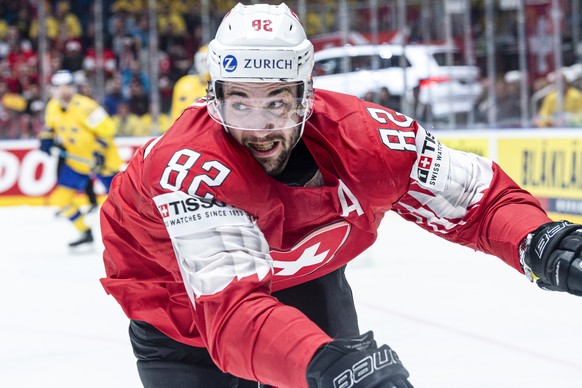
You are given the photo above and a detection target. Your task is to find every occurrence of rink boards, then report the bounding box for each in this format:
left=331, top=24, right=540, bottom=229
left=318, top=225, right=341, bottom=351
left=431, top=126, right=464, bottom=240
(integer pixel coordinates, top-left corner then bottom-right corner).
left=1, top=129, right=581, bottom=223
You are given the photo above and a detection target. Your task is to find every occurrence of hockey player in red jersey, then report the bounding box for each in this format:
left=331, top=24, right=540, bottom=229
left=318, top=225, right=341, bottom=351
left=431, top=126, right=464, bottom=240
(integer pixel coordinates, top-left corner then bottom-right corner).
left=100, top=3, right=582, bottom=388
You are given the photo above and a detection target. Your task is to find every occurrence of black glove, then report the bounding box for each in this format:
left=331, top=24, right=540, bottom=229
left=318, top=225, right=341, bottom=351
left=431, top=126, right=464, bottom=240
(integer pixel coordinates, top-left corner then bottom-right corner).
left=521, top=220, right=582, bottom=296
left=39, top=138, right=54, bottom=155
left=306, top=331, right=413, bottom=388
left=93, top=151, right=105, bottom=172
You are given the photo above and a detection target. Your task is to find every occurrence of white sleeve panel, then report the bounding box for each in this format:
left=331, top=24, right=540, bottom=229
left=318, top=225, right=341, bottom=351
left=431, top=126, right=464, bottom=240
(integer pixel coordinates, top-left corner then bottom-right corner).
left=85, top=106, right=108, bottom=129
left=153, top=191, right=272, bottom=300
left=397, top=125, right=494, bottom=233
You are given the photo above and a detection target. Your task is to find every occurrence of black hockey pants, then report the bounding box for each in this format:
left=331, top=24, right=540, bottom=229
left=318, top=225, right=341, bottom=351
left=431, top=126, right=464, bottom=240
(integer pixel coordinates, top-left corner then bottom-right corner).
left=129, top=265, right=359, bottom=387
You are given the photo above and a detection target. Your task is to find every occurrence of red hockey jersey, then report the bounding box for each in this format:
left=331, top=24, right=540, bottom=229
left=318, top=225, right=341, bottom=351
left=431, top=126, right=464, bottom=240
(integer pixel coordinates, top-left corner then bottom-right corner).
left=100, top=89, right=551, bottom=387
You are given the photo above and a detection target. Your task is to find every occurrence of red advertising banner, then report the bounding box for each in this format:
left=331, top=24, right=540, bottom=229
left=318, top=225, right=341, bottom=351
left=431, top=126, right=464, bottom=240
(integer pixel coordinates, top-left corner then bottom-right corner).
left=0, top=138, right=149, bottom=206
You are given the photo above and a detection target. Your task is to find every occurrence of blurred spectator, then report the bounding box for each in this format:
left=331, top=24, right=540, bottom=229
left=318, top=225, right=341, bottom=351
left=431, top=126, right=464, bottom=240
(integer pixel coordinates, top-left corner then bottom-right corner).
left=23, top=83, right=45, bottom=138
left=158, top=51, right=174, bottom=113
left=412, top=84, right=431, bottom=123
left=110, top=17, right=132, bottom=59
left=130, top=12, right=149, bottom=56
left=140, top=110, right=172, bottom=136
left=70, top=0, right=95, bottom=28
left=166, top=41, right=191, bottom=81
left=120, top=58, right=149, bottom=98
left=0, top=79, right=27, bottom=139
left=107, top=6, right=136, bottom=46
left=178, top=3, right=203, bottom=58
left=29, top=6, right=59, bottom=42
left=61, top=40, right=84, bottom=72
left=13, top=6, right=33, bottom=42
left=378, top=86, right=401, bottom=112
left=157, top=3, right=187, bottom=52
left=6, top=26, right=36, bottom=75
left=54, top=1, right=82, bottom=39
left=117, top=35, right=138, bottom=76
left=103, top=75, right=125, bottom=116
left=79, top=2, right=97, bottom=51
left=127, top=79, right=149, bottom=116
left=536, top=72, right=582, bottom=127
left=0, top=20, right=9, bottom=59
left=112, top=100, right=141, bottom=136
left=53, top=18, right=79, bottom=54
left=0, top=2, right=22, bottom=25
left=110, top=0, right=141, bottom=14
left=5, top=62, right=39, bottom=94
left=305, top=3, right=336, bottom=36
left=496, top=71, right=523, bottom=128
left=83, top=46, right=117, bottom=79
left=362, top=90, right=375, bottom=103
left=475, top=77, right=505, bottom=123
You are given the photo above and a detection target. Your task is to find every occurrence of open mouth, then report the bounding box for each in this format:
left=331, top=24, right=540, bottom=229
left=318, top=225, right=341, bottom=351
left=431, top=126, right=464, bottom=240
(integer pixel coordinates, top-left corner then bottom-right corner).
left=247, top=140, right=281, bottom=157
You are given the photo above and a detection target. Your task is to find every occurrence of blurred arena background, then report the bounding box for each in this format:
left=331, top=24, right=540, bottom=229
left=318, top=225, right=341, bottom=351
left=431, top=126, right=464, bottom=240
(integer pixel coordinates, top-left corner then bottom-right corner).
left=1, top=0, right=582, bottom=221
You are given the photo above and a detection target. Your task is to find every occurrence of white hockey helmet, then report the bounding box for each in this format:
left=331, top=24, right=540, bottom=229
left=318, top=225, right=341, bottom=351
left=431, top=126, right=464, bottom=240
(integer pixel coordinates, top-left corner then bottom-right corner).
left=51, top=70, right=75, bottom=86
left=207, top=3, right=314, bottom=131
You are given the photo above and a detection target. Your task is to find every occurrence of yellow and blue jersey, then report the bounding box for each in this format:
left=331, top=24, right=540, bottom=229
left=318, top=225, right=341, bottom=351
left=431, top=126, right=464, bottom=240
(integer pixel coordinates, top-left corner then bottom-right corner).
left=43, top=94, right=122, bottom=175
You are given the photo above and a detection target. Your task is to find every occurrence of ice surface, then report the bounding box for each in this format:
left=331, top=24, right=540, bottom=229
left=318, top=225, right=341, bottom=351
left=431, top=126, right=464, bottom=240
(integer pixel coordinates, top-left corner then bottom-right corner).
left=1, top=206, right=581, bottom=387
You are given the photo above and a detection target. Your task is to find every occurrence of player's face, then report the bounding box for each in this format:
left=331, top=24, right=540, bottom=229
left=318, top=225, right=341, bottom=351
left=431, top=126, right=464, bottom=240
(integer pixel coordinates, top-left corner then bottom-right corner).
left=52, top=84, right=75, bottom=106
left=223, top=82, right=303, bottom=176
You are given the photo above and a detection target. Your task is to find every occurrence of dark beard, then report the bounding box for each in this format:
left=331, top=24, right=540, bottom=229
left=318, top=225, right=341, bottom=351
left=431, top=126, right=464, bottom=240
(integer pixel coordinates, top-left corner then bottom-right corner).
left=248, top=128, right=301, bottom=176
left=257, top=148, right=292, bottom=176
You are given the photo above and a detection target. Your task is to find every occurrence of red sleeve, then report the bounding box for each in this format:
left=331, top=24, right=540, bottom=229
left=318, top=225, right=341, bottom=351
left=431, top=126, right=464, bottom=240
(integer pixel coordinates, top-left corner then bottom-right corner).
left=458, top=163, right=551, bottom=270
left=195, top=276, right=331, bottom=387
left=391, top=124, right=552, bottom=272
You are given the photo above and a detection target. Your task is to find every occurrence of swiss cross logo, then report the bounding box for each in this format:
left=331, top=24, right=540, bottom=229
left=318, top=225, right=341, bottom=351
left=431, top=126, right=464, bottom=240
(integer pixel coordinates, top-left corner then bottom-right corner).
left=270, top=222, right=351, bottom=278
left=158, top=204, right=169, bottom=218
left=419, top=155, right=432, bottom=170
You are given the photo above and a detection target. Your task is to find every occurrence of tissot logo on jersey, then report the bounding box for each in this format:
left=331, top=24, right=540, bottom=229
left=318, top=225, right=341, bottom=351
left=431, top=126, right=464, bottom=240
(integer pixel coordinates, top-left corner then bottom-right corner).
left=153, top=191, right=252, bottom=237
left=157, top=197, right=227, bottom=218
left=414, top=129, right=448, bottom=191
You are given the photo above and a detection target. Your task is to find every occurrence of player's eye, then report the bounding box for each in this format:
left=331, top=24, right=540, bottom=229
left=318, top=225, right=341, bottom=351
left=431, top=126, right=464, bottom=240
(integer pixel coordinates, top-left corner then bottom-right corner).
left=266, top=100, right=285, bottom=109
left=231, top=101, right=249, bottom=111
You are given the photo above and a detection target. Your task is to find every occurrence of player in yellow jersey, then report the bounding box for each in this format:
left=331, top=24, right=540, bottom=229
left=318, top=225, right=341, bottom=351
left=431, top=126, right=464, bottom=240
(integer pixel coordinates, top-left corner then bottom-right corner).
left=170, top=44, right=210, bottom=121
left=38, top=70, right=122, bottom=247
